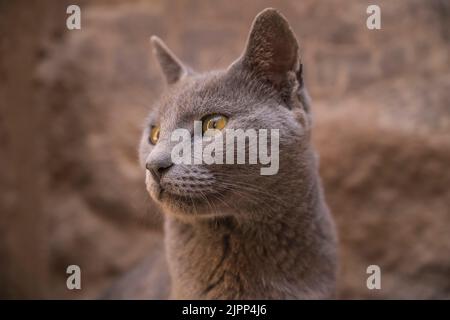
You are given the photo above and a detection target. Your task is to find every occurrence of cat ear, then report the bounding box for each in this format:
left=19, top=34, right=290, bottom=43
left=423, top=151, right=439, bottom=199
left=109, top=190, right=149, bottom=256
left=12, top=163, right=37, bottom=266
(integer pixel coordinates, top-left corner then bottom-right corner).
left=231, top=8, right=300, bottom=90
left=150, top=36, right=189, bottom=85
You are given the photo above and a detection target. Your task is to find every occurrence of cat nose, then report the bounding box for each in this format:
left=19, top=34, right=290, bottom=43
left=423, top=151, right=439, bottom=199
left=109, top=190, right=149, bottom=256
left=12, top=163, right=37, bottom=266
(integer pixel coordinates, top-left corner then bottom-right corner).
left=146, top=159, right=173, bottom=183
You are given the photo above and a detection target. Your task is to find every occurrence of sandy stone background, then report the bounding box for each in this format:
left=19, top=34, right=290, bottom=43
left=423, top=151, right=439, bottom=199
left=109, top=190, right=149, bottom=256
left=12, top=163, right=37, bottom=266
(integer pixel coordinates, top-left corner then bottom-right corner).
left=0, top=0, right=449, bottom=298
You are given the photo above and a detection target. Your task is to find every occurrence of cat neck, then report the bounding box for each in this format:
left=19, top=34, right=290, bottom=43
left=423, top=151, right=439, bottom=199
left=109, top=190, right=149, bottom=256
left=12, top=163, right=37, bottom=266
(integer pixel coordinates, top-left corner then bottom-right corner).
left=163, top=166, right=337, bottom=299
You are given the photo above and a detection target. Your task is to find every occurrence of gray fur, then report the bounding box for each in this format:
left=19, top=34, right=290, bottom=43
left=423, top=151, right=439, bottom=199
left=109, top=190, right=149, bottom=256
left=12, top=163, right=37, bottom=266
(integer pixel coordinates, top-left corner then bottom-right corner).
left=109, top=8, right=337, bottom=299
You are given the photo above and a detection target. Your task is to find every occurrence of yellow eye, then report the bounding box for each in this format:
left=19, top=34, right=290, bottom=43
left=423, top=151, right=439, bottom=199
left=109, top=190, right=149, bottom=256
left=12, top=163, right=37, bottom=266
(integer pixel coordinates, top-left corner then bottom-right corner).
left=202, top=115, right=228, bottom=135
left=149, top=125, right=160, bottom=145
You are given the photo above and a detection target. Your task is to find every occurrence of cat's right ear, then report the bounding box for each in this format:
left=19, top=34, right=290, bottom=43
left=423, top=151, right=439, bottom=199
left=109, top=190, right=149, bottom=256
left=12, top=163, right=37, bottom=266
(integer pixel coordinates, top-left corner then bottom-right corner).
left=150, top=36, right=189, bottom=85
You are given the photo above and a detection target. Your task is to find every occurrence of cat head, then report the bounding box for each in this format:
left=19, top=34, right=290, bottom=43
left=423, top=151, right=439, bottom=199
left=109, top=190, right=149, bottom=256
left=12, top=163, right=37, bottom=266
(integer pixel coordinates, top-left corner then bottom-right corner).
left=139, top=8, right=313, bottom=220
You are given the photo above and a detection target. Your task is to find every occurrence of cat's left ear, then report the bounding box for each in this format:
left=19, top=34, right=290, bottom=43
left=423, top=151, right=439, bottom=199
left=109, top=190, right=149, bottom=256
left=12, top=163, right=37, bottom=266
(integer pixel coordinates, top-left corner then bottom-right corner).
left=230, top=8, right=301, bottom=94
left=150, top=36, right=190, bottom=85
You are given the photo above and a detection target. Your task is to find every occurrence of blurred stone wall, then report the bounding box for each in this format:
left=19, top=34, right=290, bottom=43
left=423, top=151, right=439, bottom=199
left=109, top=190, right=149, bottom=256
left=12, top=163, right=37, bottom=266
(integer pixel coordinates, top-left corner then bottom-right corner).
left=0, top=0, right=449, bottom=298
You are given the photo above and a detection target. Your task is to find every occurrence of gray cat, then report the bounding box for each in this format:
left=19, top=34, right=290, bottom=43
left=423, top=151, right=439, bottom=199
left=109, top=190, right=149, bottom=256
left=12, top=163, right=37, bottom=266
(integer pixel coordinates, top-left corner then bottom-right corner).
left=105, top=8, right=337, bottom=299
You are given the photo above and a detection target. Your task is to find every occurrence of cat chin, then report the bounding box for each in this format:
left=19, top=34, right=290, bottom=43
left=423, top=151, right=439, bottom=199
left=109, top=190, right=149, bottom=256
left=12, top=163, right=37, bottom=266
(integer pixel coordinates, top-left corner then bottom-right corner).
left=159, top=191, right=207, bottom=213
left=156, top=190, right=232, bottom=220
left=165, top=209, right=233, bottom=222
